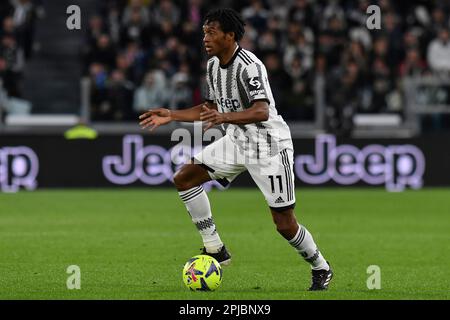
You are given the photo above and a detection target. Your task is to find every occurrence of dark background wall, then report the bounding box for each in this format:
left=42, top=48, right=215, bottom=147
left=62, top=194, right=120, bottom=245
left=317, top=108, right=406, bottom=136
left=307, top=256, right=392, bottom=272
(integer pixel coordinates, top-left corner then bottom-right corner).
left=1, top=133, right=449, bottom=192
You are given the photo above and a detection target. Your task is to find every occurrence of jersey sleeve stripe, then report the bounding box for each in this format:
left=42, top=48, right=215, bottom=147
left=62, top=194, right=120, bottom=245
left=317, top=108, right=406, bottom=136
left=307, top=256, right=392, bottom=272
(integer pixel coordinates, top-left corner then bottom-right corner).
left=207, top=60, right=215, bottom=100
left=255, top=63, right=269, bottom=98
left=238, top=52, right=251, bottom=65
left=240, top=50, right=254, bottom=64
left=216, top=63, right=224, bottom=112
left=226, top=61, right=234, bottom=97
left=236, top=64, right=251, bottom=109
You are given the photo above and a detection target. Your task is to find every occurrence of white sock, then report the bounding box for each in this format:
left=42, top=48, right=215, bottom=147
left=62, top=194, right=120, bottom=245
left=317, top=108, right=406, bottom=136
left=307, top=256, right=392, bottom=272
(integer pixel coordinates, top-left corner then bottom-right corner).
left=179, top=186, right=223, bottom=253
left=289, top=224, right=329, bottom=271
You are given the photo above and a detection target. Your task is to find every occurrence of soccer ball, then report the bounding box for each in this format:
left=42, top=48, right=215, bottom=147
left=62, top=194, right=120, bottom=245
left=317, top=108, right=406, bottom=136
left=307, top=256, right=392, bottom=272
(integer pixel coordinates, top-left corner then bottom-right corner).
left=182, top=255, right=223, bottom=291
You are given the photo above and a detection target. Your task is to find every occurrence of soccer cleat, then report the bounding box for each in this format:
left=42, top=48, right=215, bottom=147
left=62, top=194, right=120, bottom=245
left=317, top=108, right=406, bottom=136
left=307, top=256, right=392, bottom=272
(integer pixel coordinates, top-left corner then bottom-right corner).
left=308, top=262, right=333, bottom=291
left=201, top=245, right=232, bottom=266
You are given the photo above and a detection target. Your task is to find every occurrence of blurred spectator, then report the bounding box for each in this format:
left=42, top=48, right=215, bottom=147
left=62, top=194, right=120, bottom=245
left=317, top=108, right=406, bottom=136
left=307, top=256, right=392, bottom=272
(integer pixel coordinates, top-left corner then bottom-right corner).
left=264, top=52, right=291, bottom=115
left=400, top=30, right=423, bottom=61
left=379, top=12, right=403, bottom=66
left=242, top=0, right=269, bottom=33
left=122, top=41, right=147, bottom=84
left=283, top=23, right=314, bottom=71
left=106, top=4, right=121, bottom=44
left=11, top=0, right=37, bottom=59
left=133, top=70, right=169, bottom=114
left=426, top=6, right=449, bottom=39
left=153, top=0, right=180, bottom=26
left=122, top=0, right=150, bottom=27
left=400, top=47, right=427, bottom=77
left=0, top=0, right=41, bottom=107
left=0, top=55, right=19, bottom=97
left=327, top=61, right=365, bottom=136
left=0, top=35, right=24, bottom=97
left=239, top=24, right=257, bottom=52
left=322, top=0, right=346, bottom=25
left=108, top=70, right=134, bottom=119
left=180, top=0, right=206, bottom=29
left=0, top=35, right=24, bottom=72
left=120, top=6, right=151, bottom=47
left=97, top=69, right=134, bottom=121
left=86, top=15, right=107, bottom=48
left=341, top=40, right=368, bottom=77
left=86, top=34, right=117, bottom=70
left=347, top=0, right=370, bottom=28
left=370, top=36, right=391, bottom=69
left=1, top=16, right=17, bottom=39
left=256, top=31, right=278, bottom=56
left=427, top=28, right=450, bottom=73
left=89, top=62, right=109, bottom=120
left=371, top=57, right=394, bottom=113
left=288, top=0, right=315, bottom=29
left=318, top=15, right=347, bottom=69
left=169, top=71, right=193, bottom=109
left=284, top=54, right=314, bottom=120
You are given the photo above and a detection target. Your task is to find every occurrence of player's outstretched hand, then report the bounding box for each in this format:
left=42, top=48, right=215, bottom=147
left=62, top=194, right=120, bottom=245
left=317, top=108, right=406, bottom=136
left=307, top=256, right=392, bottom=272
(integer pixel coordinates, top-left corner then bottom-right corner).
left=139, top=108, right=172, bottom=132
left=200, top=104, right=224, bottom=131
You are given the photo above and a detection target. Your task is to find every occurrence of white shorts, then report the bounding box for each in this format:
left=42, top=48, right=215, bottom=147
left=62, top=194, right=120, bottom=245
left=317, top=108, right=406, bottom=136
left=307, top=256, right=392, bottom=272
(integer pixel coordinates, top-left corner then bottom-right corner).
left=193, top=135, right=296, bottom=211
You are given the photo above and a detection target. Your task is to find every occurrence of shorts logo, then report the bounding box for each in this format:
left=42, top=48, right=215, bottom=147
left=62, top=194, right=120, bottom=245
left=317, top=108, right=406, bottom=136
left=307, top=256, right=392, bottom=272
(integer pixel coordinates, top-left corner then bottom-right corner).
left=275, top=196, right=285, bottom=204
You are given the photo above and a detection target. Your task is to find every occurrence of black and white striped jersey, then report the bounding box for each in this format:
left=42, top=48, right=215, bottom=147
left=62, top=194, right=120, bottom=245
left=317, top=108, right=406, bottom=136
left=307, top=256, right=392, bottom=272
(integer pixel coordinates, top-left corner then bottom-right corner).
left=205, top=46, right=293, bottom=158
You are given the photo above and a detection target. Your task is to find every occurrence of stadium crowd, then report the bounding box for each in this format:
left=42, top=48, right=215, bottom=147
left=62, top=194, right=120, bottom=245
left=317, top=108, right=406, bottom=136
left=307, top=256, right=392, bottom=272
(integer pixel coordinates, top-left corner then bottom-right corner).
left=0, top=0, right=43, bottom=100
left=83, top=0, right=450, bottom=129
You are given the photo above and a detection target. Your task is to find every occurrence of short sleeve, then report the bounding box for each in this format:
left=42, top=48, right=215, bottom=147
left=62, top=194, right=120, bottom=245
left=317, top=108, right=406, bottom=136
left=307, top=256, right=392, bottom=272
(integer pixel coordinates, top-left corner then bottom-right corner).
left=240, top=62, right=270, bottom=103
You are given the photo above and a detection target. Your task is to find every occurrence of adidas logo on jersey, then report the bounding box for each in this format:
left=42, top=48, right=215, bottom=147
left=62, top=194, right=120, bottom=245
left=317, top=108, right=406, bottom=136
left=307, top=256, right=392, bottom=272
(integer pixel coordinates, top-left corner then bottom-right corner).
left=275, top=196, right=285, bottom=204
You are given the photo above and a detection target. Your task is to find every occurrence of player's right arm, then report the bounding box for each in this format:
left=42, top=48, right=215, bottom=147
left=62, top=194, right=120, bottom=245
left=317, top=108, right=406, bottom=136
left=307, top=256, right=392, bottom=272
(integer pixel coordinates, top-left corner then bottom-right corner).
left=139, top=101, right=217, bottom=132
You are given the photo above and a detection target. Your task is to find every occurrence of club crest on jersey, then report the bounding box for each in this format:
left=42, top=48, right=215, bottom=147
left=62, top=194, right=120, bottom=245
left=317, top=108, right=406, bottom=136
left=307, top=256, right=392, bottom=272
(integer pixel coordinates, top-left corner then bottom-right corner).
left=219, top=97, right=240, bottom=112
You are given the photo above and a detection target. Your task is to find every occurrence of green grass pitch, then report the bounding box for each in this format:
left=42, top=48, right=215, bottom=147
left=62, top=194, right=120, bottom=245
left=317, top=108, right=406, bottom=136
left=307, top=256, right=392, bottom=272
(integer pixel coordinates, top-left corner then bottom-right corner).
left=0, top=188, right=449, bottom=300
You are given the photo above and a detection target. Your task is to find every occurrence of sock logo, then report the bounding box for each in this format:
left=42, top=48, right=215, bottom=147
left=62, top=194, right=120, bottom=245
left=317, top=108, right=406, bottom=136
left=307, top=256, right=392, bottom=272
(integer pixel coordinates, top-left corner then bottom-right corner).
left=305, top=249, right=320, bottom=263
left=195, top=218, right=215, bottom=231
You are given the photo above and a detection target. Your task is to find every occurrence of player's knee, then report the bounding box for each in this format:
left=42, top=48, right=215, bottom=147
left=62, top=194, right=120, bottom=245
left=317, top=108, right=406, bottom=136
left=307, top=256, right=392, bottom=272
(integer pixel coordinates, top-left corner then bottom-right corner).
left=272, top=211, right=297, bottom=233
left=173, top=168, right=191, bottom=191
left=275, top=221, right=294, bottom=234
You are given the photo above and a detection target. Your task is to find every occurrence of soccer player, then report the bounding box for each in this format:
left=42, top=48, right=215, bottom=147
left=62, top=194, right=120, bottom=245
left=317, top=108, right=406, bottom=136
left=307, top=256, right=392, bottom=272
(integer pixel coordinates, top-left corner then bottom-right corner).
left=139, top=8, right=333, bottom=291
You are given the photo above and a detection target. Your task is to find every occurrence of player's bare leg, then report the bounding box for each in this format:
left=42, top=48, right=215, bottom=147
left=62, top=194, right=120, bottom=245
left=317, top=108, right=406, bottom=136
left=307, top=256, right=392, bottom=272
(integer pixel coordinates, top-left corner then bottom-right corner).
left=173, top=163, right=231, bottom=265
left=270, top=208, right=298, bottom=240
left=270, top=208, right=333, bottom=290
left=173, top=163, right=211, bottom=191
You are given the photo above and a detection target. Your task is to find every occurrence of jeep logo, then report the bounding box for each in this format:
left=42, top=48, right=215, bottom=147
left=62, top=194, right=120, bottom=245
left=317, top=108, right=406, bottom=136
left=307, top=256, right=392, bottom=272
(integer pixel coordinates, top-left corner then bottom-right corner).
left=219, top=98, right=240, bottom=112
left=295, top=135, right=425, bottom=191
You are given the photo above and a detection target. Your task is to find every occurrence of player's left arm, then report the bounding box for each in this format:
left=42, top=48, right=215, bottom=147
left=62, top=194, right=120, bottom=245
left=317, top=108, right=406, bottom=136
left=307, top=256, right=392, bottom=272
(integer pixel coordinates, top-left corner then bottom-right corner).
left=200, top=100, right=268, bottom=130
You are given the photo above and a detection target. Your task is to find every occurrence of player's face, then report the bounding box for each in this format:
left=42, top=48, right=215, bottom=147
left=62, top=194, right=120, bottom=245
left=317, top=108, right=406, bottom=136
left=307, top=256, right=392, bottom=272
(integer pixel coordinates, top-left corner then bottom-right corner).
left=202, top=21, right=231, bottom=56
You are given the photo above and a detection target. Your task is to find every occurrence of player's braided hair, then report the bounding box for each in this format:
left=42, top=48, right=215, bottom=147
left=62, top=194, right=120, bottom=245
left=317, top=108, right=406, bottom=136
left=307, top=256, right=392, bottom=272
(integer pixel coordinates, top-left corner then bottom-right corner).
left=204, top=8, right=246, bottom=42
